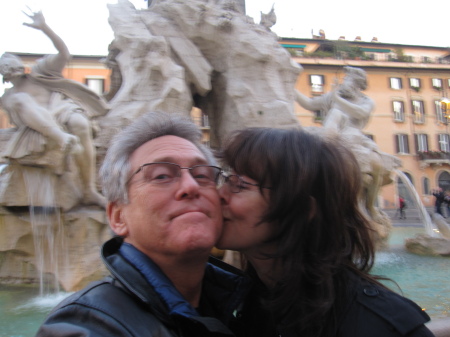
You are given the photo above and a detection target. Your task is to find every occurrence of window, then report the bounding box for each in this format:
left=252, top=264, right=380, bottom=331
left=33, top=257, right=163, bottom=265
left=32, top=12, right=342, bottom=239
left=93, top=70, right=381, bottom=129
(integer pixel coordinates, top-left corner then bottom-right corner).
left=395, top=134, right=409, bottom=154
left=390, top=77, right=402, bottom=89
left=310, top=75, right=325, bottom=93
left=435, top=100, right=448, bottom=124
left=85, top=78, right=105, bottom=95
left=432, top=78, right=443, bottom=90
left=438, top=134, right=450, bottom=152
left=412, top=100, right=425, bottom=123
left=314, top=109, right=326, bottom=122
left=423, top=177, right=430, bottom=195
left=200, top=112, right=210, bottom=128
left=191, top=109, right=210, bottom=128
left=409, top=78, right=421, bottom=90
left=393, top=101, right=405, bottom=122
left=415, top=134, right=428, bottom=152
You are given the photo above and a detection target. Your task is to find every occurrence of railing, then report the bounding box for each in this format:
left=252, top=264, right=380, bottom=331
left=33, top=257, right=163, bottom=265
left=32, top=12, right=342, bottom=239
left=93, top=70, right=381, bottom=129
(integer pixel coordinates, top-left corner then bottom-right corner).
left=417, top=151, right=450, bottom=161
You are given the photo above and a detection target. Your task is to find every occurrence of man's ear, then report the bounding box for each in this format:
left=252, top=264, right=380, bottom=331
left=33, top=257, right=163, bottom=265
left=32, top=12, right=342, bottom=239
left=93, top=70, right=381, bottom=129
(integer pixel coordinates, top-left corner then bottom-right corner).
left=107, top=201, right=129, bottom=237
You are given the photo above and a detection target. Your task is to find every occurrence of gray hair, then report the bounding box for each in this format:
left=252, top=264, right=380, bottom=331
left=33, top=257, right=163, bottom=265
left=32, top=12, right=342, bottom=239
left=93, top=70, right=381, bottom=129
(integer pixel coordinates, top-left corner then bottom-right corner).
left=99, top=111, right=216, bottom=204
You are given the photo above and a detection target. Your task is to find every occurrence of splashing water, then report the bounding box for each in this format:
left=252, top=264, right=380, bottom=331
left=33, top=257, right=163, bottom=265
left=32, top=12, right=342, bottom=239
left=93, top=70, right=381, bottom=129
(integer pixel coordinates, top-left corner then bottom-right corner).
left=22, top=169, right=69, bottom=296
left=393, top=169, right=440, bottom=237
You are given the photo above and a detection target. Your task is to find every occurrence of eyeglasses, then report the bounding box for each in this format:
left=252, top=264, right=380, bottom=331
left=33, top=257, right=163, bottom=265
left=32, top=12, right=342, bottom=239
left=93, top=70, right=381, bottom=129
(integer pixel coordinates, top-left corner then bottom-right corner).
left=127, top=162, right=222, bottom=187
left=220, top=173, right=270, bottom=193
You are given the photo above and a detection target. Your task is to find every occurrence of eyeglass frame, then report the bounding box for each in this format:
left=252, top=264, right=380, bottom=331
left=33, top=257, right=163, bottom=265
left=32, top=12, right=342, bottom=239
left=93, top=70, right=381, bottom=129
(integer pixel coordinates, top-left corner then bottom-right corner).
left=127, top=162, right=223, bottom=186
left=220, top=172, right=271, bottom=193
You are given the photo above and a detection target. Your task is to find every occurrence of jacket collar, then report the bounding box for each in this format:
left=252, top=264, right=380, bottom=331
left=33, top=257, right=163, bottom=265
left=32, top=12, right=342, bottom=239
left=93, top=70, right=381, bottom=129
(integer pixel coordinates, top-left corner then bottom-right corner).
left=101, top=237, right=252, bottom=334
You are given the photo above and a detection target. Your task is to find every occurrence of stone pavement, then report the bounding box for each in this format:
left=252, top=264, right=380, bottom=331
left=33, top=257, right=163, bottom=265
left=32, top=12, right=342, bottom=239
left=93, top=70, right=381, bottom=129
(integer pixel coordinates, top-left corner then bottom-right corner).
left=383, top=208, right=431, bottom=226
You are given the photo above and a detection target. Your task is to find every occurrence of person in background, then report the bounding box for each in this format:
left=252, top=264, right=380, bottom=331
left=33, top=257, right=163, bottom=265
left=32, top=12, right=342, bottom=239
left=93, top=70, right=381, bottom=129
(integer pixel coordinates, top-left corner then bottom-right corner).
left=35, top=112, right=251, bottom=337
left=432, top=187, right=445, bottom=217
left=398, top=196, right=406, bottom=219
left=216, top=127, right=434, bottom=337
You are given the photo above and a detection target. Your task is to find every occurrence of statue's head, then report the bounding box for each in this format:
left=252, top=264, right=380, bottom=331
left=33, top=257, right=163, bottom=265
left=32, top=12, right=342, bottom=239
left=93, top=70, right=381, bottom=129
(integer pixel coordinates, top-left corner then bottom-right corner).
left=0, top=53, right=25, bottom=83
left=343, top=66, right=367, bottom=90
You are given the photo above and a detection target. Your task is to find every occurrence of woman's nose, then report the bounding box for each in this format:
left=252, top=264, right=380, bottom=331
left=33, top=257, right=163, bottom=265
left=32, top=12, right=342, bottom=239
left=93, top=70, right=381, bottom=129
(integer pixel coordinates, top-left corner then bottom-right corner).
left=218, top=184, right=231, bottom=204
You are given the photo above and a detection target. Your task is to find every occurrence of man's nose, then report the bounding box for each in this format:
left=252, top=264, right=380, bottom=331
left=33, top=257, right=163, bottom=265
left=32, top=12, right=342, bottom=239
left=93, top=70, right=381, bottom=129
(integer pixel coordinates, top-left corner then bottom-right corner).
left=174, top=170, right=200, bottom=199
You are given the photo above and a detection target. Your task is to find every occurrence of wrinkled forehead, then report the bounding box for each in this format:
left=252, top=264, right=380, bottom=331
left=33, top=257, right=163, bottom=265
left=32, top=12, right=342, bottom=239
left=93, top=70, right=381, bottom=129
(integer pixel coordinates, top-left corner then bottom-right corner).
left=131, top=135, right=208, bottom=167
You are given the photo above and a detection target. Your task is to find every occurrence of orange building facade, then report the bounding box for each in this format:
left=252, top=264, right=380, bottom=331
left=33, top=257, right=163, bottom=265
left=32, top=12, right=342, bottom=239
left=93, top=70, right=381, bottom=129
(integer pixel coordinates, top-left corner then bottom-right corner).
left=283, top=37, right=450, bottom=209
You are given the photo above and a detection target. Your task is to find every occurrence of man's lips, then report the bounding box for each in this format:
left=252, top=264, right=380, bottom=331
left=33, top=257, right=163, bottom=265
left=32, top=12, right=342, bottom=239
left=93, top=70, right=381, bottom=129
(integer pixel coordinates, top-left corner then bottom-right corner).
left=171, top=209, right=206, bottom=220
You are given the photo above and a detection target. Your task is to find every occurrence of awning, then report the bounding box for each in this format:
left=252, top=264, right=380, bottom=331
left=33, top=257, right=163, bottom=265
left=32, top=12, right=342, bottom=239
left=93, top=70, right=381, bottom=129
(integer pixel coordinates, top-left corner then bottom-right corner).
left=361, top=48, right=391, bottom=53
left=281, top=44, right=307, bottom=49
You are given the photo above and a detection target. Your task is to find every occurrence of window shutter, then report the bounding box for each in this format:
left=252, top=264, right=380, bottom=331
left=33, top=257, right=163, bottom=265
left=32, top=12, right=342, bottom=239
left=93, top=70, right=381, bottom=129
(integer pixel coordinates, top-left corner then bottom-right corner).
left=405, top=136, right=410, bottom=153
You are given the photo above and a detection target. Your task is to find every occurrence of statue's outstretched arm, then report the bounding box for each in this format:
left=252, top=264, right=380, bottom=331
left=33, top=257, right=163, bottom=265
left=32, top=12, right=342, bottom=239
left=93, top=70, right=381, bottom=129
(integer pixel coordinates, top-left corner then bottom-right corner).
left=294, top=89, right=324, bottom=111
left=23, top=10, right=70, bottom=73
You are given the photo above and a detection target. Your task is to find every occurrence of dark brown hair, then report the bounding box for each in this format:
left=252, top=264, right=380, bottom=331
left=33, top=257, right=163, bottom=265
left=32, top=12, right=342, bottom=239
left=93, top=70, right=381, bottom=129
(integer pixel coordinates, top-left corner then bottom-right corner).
left=219, top=127, right=379, bottom=336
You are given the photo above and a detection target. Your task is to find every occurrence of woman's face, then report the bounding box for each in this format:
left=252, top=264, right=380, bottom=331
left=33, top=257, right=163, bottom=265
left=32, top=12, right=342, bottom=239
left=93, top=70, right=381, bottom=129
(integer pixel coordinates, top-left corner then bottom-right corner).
left=216, top=174, right=275, bottom=255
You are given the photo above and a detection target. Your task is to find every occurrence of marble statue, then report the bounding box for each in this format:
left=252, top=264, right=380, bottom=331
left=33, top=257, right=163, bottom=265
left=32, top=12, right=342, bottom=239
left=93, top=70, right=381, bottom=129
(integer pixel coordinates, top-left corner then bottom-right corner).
left=295, top=66, right=401, bottom=241
left=0, top=1, right=407, bottom=291
left=98, top=0, right=301, bottom=148
left=0, top=11, right=108, bottom=209
left=260, top=5, right=277, bottom=30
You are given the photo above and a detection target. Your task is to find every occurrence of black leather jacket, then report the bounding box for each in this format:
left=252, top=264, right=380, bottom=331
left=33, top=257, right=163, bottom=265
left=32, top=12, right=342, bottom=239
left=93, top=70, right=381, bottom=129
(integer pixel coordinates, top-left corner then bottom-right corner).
left=35, top=237, right=252, bottom=337
left=241, top=269, right=435, bottom=337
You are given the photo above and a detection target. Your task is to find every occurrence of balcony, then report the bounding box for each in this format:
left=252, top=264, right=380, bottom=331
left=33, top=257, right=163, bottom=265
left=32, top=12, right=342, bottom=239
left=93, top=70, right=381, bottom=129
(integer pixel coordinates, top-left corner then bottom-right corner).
left=417, top=151, right=450, bottom=168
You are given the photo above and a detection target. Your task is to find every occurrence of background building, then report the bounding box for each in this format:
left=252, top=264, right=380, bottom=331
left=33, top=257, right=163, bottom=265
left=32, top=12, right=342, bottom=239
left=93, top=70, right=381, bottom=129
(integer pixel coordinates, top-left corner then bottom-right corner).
left=2, top=37, right=450, bottom=209
left=283, top=36, right=450, bottom=209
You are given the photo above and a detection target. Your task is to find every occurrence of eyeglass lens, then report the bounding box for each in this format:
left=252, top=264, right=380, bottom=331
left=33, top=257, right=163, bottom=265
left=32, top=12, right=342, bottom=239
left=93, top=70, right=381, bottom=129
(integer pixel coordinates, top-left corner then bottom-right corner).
left=225, top=175, right=242, bottom=193
left=141, top=163, right=221, bottom=186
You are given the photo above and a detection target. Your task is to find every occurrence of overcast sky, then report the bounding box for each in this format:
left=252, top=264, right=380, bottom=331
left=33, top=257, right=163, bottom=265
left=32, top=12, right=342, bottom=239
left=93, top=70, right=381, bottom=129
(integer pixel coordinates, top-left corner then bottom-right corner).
left=1, top=0, right=449, bottom=58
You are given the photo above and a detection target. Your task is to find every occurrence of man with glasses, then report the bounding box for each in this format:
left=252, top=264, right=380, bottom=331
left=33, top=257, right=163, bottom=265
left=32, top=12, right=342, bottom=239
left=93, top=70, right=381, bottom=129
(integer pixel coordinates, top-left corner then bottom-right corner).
left=35, top=111, right=251, bottom=337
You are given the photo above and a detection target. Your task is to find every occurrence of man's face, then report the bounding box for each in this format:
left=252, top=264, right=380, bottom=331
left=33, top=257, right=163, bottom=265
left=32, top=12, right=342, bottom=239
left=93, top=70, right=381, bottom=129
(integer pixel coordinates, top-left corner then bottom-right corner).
left=108, top=135, right=222, bottom=263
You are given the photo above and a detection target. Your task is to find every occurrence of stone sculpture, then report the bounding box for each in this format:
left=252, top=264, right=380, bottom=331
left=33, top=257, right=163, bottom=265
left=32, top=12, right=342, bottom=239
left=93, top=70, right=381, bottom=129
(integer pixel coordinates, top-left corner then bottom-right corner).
left=0, top=11, right=108, bottom=210
left=98, top=0, right=302, bottom=148
left=295, top=66, right=402, bottom=242
left=405, top=213, right=450, bottom=256
left=0, top=1, right=406, bottom=291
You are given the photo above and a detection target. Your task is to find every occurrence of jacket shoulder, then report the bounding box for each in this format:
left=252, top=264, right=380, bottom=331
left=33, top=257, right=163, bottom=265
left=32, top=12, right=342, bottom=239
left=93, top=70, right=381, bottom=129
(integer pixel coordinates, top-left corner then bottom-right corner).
left=36, top=278, right=177, bottom=337
left=340, top=275, right=434, bottom=336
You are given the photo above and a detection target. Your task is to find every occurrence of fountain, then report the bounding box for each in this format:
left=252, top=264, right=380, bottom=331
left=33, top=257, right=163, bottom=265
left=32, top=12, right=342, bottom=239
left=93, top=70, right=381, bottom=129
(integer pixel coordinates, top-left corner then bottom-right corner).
left=1, top=1, right=449, bottom=336
left=392, top=170, right=450, bottom=256
left=394, top=169, right=439, bottom=236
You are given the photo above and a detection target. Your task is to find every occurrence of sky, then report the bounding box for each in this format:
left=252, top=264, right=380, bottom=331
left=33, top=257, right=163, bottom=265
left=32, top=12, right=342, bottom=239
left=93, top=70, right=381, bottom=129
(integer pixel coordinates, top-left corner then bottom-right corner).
left=1, top=0, right=449, bottom=58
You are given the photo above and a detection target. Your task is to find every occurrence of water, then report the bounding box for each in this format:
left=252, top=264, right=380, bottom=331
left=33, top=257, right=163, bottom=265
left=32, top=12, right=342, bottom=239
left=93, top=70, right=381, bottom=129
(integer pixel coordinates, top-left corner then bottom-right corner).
left=23, top=170, right=68, bottom=295
left=1, top=226, right=449, bottom=336
left=394, top=169, right=439, bottom=236
left=372, top=226, right=450, bottom=320
left=0, top=285, right=70, bottom=337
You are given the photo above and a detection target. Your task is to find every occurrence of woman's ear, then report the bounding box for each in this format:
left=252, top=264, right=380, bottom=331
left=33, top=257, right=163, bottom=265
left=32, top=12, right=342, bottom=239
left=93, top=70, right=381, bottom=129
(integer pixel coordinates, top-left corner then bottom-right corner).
left=107, top=201, right=129, bottom=237
left=308, top=196, right=317, bottom=221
